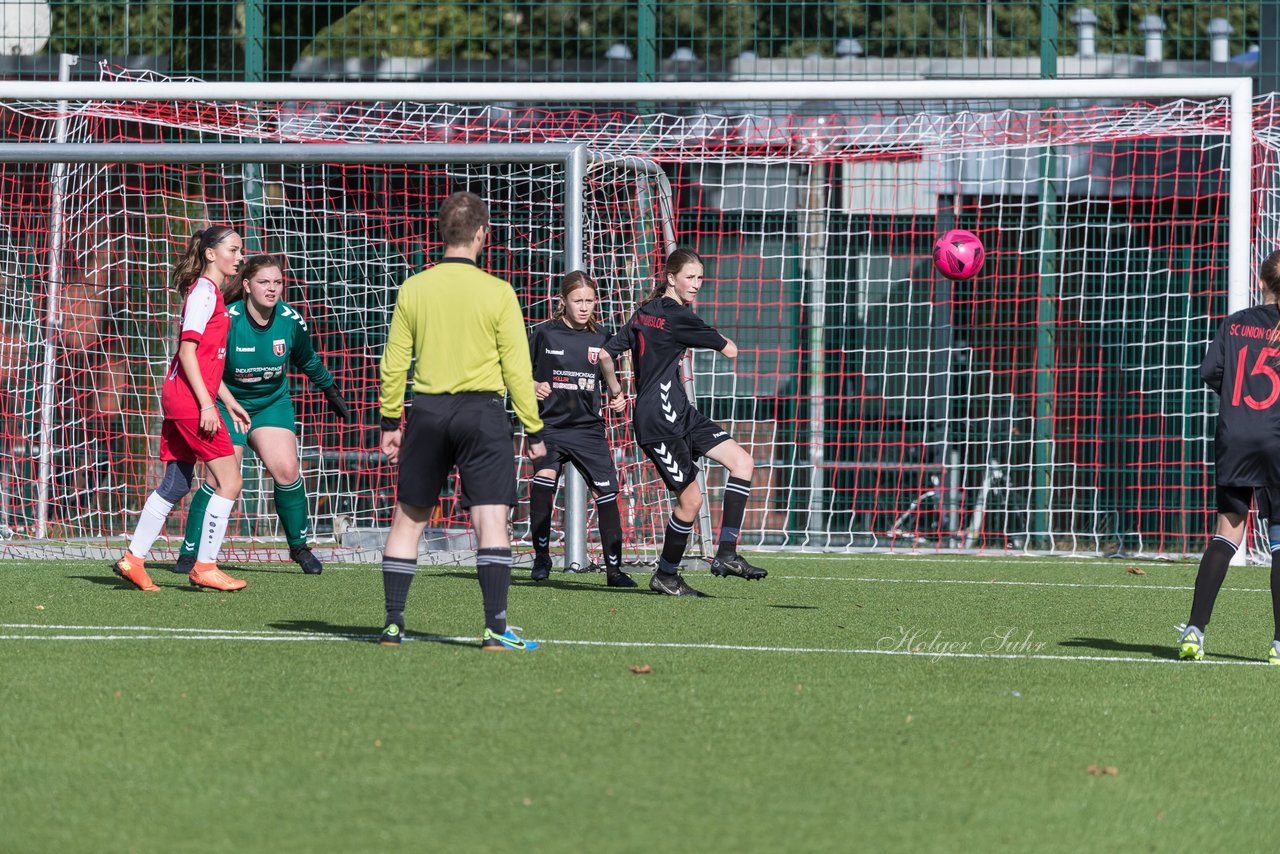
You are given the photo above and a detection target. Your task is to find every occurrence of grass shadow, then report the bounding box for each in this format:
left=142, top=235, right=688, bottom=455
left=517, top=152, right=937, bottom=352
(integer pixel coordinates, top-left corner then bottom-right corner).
left=269, top=618, right=478, bottom=648
left=71, top=574, right=217, bottom=594
left=1059, top=636, right=1260, bottom=663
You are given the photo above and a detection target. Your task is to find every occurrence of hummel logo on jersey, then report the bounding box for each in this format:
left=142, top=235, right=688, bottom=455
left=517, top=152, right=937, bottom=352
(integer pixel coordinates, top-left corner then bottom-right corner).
left=545, top=348, right=565, bottom=355
left=236, top=346, right=256, bottom=352
left=659, top=380, right=678, bottom=423
left=653, top=442, right=684, bottom=481
left=593, top=480, right=611, bottom=487
left=713, top=431, right=728, bottom=439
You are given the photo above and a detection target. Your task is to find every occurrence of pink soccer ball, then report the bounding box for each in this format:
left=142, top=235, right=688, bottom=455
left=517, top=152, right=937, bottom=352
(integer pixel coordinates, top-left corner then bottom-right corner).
left=933, top=229, right=986, bottom=281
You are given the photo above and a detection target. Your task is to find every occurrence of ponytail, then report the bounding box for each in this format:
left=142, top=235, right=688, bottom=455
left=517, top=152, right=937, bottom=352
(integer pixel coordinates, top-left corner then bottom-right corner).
left=170, top=224, right=237, bottom=296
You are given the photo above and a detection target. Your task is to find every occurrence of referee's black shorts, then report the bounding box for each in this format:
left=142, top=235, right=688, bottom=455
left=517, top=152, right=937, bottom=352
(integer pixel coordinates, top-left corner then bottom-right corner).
left=532, top=424, right=619, bottom=494
left=397, top=392, right=517, bottom=509
left=1217, top=484, right=1280, bottom=520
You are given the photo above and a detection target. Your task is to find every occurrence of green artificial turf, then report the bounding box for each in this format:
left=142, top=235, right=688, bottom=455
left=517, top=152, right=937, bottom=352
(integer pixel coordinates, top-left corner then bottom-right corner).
left=2, top=554, right=1277, bottom=853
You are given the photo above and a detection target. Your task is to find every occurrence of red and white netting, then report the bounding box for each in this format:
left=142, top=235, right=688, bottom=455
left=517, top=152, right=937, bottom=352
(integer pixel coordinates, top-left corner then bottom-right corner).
left=0, top=66, right=1269, bottom=560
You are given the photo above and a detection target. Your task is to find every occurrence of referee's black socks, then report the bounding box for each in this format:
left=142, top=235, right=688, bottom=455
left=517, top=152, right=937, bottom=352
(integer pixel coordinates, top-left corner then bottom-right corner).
left=1188, top=535, right=1237, bottom=632
left=716, top=476, right=752, bottom=558
left=382, top=556, right=418, bottom=628
left=477, top=548, right=513, bottom=634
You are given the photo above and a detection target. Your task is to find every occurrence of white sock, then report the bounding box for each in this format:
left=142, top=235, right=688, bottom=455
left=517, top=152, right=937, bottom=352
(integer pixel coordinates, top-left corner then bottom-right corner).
left=127, top=492, right=175, bottom=559
left=197, top=494, right=235, bottom=564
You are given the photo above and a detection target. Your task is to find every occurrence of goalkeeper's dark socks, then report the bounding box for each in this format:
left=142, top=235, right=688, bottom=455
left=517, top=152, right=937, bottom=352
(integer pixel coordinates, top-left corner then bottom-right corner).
left=660, top=513, right=694, bottom=567
left=274, top=477, right=310, bottom=548
left=1188, top=535, right=1237, bottom=631
left=382, top=556, right=417, bottom=625
left=179, top=483, right=215, bottom=558
left=476, top=548, right=513, bottom=634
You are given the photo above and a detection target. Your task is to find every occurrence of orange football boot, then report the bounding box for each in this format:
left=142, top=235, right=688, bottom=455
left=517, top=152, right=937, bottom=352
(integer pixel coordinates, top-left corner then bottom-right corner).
left=112, top=554, right=160, bottom=592
left=188, top=562, right=247, bottom=591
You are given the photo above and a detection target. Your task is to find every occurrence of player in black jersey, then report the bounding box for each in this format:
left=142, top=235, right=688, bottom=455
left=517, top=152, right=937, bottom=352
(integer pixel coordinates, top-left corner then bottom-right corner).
left=600, top=248, right=767, bottom=597
left=1178, top=248, right=1280, bottom=663
left=526, top=272, right=635, bottom=587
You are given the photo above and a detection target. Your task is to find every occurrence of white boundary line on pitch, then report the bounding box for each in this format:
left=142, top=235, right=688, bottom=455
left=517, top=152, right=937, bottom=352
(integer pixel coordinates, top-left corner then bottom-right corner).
left=0, top=621, right=1270, bottom=666
left=773, top=574, right=1272, bottom=593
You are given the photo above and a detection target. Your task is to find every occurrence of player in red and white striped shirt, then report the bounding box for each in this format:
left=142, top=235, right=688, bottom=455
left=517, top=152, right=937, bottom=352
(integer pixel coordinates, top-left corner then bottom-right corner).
left=112, top=225, right=251, bottom=592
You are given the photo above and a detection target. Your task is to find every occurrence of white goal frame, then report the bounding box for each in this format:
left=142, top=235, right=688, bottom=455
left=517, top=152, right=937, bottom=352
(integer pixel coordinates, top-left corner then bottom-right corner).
left=0, top=77, right=1253, bottom=563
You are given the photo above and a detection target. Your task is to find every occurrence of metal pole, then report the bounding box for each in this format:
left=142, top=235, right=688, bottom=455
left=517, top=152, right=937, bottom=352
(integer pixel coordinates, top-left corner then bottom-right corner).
left=803, top=161, right=829, bottom=542
left=241, top=0, right=267, bottom=253
left=35, top=54, right=78, bottom=540
left=562, top=146, right=590, bottom=571
left=1228, top=77, right=1254, bottom=565
left=1030, top=1, right=1060, bottom=551
left=0, top=79, right=1253, bottom=102
left=637, top=0, right=658, bottom=83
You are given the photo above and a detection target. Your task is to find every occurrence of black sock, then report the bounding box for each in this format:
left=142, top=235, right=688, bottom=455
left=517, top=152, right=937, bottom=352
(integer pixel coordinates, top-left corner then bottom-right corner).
left=529, top=476, right=556, bottom=557
left=382, top=555, right=418, bottom=627
left=596, top=493, right=623, bottom=575
left=1271, top=548, right=1280, bottom=643
left=717, top=476, right=752, bottom=557
left=476, top=547, right=513, bottom=634
left=1188, top=536, right=1237, bottom=631
left=660, top=512, right=694, bottom=571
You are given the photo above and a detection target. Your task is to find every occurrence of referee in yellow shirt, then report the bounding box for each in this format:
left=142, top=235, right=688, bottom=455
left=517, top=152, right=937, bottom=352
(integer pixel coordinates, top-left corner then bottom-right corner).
left=376, top=191, right=546, bottom=650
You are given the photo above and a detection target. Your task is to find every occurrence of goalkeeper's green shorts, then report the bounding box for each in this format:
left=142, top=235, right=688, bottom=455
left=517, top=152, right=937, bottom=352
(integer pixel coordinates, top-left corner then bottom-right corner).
left=215, top=398, right=297, bottom=448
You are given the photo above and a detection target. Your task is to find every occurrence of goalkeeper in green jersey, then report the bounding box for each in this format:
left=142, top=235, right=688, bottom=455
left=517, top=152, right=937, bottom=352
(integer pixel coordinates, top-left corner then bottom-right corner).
left=174, top=254, right=352, bottom=575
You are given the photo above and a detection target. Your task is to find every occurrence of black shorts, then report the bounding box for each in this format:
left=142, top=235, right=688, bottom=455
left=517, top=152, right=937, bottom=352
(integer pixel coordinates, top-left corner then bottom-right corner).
left=533, top=424, right=619, bottom=494
left=397, top=392, right=517, bottom=509
left=1216, top=485, right=1280, bottom=519
left=640, top=410, right=733, bottom=493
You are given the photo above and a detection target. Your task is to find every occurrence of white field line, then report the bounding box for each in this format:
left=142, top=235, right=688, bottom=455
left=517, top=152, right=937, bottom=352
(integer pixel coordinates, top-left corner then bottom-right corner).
left=773, top=574, right=1271, bottom=593
left=0, top=621, right=1270, bottom=666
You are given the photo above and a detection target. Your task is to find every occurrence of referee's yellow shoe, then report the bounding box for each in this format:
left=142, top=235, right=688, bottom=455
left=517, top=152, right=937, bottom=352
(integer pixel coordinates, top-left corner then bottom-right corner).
left=1177, top=624, right=1205, bottom=661
left=1268, top=641, right=1280, bottom=665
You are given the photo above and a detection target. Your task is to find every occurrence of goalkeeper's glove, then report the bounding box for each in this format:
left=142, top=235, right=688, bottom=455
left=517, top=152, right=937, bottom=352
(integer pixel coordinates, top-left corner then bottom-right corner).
left=323, top=386, right=352, bottom=423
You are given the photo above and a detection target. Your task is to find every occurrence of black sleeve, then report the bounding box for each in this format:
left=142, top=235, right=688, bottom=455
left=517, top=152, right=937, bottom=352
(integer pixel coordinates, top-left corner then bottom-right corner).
left=528, top=324, right=543, bottom=376
left=603, top=319, right=633, bottom=358
left=670, top=308, right=728, bottom=351
left=1199, top=320, right=1227, bottom=394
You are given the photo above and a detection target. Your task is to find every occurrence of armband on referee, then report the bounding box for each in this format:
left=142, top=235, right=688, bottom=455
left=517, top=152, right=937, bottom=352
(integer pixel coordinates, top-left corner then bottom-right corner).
left=380, top=416, right=402, bottom=432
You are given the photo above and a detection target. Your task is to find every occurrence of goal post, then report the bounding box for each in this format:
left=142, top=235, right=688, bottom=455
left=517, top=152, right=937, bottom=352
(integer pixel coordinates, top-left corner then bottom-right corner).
left=0, top=75, right=1258, bottom=562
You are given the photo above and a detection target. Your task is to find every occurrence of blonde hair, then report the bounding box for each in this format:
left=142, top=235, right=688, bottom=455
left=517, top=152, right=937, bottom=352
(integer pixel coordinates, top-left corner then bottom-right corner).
left=552, top=271, right=600, bottom=333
